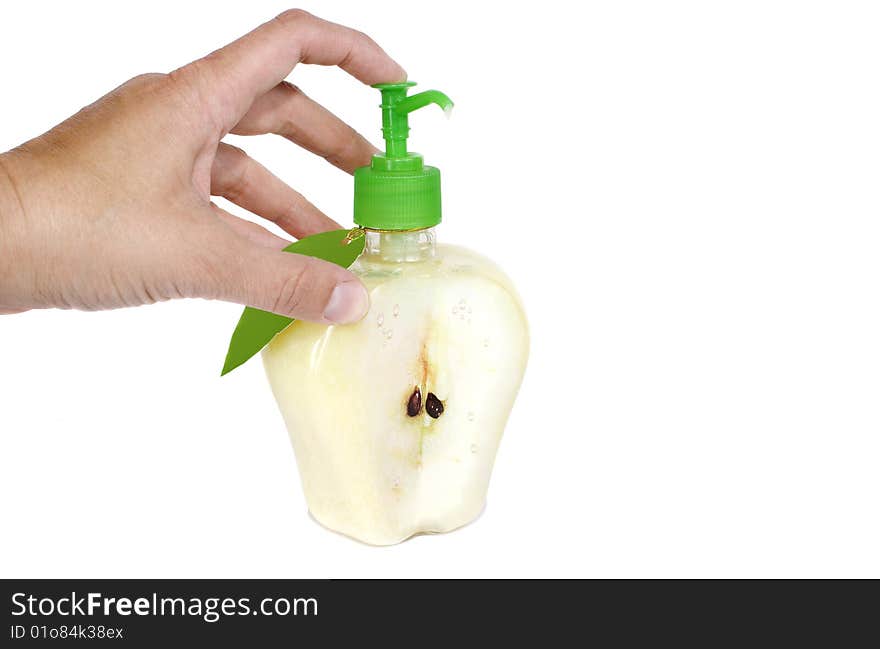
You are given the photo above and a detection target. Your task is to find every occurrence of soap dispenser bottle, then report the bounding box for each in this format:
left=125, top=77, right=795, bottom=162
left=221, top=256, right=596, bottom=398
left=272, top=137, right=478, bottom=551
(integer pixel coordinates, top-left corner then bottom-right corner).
left=263, top=83, right=529, bottom=545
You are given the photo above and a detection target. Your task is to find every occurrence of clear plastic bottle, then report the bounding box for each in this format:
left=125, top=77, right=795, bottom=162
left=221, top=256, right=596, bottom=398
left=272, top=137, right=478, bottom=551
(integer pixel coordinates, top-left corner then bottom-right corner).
left=263, top=227, right=528, bottom=544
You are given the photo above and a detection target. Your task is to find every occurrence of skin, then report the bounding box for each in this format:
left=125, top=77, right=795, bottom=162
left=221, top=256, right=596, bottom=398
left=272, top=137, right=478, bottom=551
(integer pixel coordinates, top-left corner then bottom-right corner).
left=0, top=9, right=407, bottom=322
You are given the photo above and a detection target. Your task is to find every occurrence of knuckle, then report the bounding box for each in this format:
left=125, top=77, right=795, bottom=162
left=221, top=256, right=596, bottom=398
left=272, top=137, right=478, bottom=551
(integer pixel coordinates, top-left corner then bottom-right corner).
left=110, top=72, right=180, bottom=120
left=221, top=148, right=251, bottom=202
left=117, top=72, right=171, bottom=104
left=167, top=63, right=210, bottom=103
left=126, top=72, right=168, bottom=88
left=223, top=143, right=247, bottom=159
left=275, top=8, right=313, bottom=27
left=271, top=257, right=318, bottom=316
left=324, top=128, right=363, bottom=167
left=166, top=64, right=197, bottom=92
left=166, top=63, right=226, bottom=135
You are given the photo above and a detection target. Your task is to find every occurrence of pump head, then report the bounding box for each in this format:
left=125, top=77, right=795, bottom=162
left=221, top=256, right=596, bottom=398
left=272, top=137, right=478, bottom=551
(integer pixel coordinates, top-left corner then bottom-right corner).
left=353, top=82, right=453, bottom=231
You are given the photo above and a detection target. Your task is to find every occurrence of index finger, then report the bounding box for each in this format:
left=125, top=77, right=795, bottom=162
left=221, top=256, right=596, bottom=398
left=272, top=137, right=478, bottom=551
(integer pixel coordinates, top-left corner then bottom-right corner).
left=184, top=9, right=407, bottom=128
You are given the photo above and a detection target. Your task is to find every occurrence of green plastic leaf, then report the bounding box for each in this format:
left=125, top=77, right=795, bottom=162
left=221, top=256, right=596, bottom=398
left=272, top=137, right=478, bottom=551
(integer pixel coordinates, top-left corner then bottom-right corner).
left=221, top=228, right=365, bottom=376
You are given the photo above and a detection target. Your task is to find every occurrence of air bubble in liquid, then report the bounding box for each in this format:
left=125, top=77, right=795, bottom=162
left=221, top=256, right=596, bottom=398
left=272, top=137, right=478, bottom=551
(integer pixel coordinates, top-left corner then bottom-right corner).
left=470, top=443, right=478, bottom=454
left=376, top=312, right=384, bottom=327
left=392, top=304, right=400, bottom=318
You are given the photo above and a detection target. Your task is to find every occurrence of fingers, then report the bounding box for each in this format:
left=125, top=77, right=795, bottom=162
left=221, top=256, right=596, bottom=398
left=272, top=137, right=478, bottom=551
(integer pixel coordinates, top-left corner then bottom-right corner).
left=210, top=203, right=291, bottom=249
left=232, top=82, right=377, bottom=174
left=210, top=143, right=340, bottom=238
left=206, top=233, right=369, bottom=324
left=184, top=9, right=406, bottom=129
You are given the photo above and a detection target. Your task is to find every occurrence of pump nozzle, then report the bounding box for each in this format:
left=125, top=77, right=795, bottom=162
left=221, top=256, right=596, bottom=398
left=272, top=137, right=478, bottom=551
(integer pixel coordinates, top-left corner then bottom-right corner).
left=373, top=82, right=454, bottom=159
left=397, top=90, right=454, bottom=116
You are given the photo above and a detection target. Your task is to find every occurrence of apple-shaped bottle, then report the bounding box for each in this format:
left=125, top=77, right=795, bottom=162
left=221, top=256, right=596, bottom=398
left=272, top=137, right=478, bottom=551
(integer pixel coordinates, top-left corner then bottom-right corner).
left=263, top=83, right=529, bottom=545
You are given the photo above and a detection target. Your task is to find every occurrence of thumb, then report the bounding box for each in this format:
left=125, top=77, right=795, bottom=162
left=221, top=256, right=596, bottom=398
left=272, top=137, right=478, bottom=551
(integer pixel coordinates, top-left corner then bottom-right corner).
left=209, top=239, right=370, bottom=324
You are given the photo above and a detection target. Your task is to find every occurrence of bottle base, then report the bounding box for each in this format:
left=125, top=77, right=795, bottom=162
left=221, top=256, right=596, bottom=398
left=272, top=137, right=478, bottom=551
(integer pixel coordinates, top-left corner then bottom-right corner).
left=307, top=501, right=488, bottom=547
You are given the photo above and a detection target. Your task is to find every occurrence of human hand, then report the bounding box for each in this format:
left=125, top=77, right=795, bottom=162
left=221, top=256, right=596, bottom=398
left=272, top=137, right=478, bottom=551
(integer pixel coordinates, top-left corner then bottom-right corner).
left=0, top=9, right=405, bottom=321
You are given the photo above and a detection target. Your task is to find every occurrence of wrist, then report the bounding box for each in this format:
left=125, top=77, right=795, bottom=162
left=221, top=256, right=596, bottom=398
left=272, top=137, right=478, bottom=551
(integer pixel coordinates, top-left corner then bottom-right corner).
left=0, top=150, right=27, bottom=214
left=0, top=151, right=34, bottom=313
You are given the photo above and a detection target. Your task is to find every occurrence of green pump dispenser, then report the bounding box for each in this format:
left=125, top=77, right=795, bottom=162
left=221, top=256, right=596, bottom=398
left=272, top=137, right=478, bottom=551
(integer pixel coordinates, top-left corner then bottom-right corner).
left=353, top=82, right=453, bottom=231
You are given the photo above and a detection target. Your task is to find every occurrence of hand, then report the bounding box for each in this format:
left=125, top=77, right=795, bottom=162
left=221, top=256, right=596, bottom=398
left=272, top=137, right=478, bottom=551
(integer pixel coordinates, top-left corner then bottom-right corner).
left=0, top=9, right=405, bottom=321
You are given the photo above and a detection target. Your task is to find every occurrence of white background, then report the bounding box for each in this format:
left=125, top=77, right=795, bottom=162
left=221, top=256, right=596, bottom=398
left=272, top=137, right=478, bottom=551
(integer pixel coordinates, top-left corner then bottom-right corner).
left=1, top=0, right=879, bottom=578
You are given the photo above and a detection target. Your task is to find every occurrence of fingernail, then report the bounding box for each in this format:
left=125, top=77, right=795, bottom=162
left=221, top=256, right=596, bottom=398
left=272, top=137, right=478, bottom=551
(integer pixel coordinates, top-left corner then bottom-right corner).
left=323, top=280, right=369, bottom=324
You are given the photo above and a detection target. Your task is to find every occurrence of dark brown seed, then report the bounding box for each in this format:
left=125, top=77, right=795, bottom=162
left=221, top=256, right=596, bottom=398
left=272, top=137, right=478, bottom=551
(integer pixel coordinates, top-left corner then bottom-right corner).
left=406, top=387, right=422, bottom=417
left=426, top=392, right=444, bottom=419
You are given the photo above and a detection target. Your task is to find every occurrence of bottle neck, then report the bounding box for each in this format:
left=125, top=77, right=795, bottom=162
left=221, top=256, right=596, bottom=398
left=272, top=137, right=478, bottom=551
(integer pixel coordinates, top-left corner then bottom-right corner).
left=361, top=227, right=437, bottom=263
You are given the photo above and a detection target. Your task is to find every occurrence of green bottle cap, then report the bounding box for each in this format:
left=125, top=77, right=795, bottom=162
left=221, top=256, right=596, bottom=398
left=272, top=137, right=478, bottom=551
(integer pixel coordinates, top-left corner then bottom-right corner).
left=354, top=82, right=453, bottom=230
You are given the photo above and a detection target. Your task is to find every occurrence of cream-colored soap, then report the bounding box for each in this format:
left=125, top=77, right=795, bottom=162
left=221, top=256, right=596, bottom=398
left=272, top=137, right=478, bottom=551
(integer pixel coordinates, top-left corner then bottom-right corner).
left=263, top=230, right=528, bottom=545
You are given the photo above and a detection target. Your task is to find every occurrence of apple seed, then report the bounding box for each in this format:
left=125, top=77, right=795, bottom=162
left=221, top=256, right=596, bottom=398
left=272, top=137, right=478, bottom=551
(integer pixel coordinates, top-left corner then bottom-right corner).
left=426, top=393, right=444, bottom=419
left=407, top=387, right=422, bottom=417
